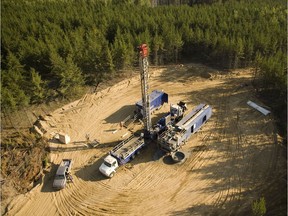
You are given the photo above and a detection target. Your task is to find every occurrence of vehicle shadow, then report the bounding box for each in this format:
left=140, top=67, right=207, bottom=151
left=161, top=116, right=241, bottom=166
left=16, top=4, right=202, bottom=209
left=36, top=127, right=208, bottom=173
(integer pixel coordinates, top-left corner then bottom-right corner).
left=40, top=163, right=58, bottom=193
left=74, top=155, right=108, bottom=182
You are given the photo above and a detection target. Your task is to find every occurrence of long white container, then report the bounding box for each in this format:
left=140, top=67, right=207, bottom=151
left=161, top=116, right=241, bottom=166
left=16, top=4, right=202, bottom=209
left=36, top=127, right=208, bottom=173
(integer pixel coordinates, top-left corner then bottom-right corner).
left=247, top=101, right=271, bottom=116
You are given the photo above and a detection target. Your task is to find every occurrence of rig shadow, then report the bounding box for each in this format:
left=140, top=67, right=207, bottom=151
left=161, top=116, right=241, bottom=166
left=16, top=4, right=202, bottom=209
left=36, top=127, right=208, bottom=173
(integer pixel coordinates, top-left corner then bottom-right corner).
left=104, top=105, right=135, bottom=124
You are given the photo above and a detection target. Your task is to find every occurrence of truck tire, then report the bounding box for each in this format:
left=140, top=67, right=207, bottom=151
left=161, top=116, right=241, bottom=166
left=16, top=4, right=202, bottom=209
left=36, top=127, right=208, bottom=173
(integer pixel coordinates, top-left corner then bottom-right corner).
left=109, top=172, right=114, bottom=178
left=131, top=154, right=135, bottom=160
left=136, top=150, right=140, bottom=155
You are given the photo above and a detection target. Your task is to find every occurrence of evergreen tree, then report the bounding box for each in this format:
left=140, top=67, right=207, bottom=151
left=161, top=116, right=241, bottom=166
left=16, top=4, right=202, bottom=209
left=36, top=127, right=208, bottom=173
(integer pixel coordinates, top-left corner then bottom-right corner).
left=1, top=0, right=286, bottom=118
left=1, top=52, right=30, bottom=110
left=58, top=55, right=85, bottom=98
left=50, top=51, right=84, bottom=97
left=100, top=42, right=114, bottom=74
left=29, top=68, right=46, bottom=103
left=152, top=33, right=164, bottom=65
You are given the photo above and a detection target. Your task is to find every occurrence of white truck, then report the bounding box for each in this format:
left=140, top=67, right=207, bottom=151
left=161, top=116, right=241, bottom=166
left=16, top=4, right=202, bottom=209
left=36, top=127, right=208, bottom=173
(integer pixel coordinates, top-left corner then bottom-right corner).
left=99, top=135, right=145, bottom=178
left=53, top=159, right=73, bottom=189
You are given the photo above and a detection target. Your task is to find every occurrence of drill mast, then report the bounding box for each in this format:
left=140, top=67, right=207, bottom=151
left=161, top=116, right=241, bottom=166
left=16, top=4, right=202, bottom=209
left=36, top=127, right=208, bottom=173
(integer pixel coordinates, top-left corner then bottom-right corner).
left=138, top=44, right=151, bottom=135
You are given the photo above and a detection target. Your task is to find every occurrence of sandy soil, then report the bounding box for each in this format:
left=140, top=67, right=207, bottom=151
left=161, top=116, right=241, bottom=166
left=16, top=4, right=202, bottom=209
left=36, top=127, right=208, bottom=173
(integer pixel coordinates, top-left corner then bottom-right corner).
left=4, top=64, right=286, bottom=216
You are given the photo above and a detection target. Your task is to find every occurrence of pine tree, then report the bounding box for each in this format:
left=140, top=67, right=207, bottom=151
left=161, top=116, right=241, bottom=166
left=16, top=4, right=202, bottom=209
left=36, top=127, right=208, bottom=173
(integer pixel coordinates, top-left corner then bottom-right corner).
left=50, top=51, right=84, bottom=98
left=1, top=53, right=30, bottom=110
left=152, top=33, right=164, bottom=65
left=29, top=68, right=46, bottom=103
left=174, top=31, right=183, bottom=63
left=101, top=42, right=114, bottom=73
left=58, top=55, right=85, bottom=98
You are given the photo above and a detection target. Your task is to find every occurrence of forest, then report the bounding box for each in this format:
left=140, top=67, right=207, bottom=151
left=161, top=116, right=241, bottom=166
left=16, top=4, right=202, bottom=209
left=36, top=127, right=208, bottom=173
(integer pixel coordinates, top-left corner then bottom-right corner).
left=1, top=0, right=287, bottom=133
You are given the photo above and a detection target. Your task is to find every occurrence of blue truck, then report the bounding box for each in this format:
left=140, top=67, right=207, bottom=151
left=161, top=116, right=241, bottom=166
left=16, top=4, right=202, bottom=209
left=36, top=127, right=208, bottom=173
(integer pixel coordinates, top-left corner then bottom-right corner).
left=158, top=104, right=212, bottom=153
left=135, top=90, right=168, bottom=116
left=99, top=135, right=145, bottom=178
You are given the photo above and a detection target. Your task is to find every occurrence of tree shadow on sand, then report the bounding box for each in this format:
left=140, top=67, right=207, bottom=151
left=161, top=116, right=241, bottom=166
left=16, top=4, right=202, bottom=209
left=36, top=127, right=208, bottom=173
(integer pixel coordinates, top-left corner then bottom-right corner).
left=167, top=84, right=286, bottom=215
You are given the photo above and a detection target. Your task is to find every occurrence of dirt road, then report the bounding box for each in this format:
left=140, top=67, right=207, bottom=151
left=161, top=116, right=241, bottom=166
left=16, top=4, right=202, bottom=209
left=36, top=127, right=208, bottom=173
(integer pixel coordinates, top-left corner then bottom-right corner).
left=5, top=64, right=286, bottom=215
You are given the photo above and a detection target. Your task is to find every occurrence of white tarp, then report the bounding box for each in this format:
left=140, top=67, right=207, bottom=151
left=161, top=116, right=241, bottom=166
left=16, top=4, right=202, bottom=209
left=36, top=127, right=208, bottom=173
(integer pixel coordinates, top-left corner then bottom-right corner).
left=247, top=101, right=271, bottom=116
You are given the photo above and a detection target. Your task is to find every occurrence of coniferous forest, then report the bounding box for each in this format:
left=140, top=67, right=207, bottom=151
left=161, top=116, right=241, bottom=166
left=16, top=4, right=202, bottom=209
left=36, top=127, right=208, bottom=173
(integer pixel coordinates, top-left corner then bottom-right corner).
left=1, top=0, right=287, bottom=133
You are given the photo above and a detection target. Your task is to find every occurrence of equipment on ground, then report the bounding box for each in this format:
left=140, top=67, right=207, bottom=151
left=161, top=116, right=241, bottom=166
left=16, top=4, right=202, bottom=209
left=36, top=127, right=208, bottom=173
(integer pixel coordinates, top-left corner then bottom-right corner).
left=152, top=101, right=187, bottom=137
left=170, top=101, right=187, bottom=121
left=57, top=133, right=71, bottom=144
left=158, top=104, right=212, bottom=152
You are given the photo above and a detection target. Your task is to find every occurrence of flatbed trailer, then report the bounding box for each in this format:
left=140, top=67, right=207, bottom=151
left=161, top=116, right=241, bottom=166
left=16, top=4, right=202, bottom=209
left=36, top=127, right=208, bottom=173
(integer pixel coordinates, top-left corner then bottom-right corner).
left=110, top=135, right=145, bottom=164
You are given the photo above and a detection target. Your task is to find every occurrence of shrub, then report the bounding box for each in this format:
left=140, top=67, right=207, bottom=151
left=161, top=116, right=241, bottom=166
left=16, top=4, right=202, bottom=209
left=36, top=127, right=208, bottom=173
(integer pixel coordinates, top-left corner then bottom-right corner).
left=252, top=197, right=266, bottom=216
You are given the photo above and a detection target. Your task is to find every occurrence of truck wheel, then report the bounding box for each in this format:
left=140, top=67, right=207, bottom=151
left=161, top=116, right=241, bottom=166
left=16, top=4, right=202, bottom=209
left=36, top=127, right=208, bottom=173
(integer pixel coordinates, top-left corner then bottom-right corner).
left=136, top=150, right=140, bottom=155
left=131, top=154, right=135, bottom=160
left=109, top=172, right=114, bottom=178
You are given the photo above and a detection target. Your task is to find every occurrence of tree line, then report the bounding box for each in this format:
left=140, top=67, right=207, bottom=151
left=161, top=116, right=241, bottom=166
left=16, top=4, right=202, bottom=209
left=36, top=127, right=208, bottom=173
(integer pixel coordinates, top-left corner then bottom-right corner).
left=1, top=0, right=286, bottom=117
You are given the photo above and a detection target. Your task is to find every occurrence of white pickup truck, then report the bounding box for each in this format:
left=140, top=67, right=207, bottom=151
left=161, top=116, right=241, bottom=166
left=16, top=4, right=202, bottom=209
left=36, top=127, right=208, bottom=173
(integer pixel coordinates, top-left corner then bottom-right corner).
left=53, top=159, right=73, bottom=190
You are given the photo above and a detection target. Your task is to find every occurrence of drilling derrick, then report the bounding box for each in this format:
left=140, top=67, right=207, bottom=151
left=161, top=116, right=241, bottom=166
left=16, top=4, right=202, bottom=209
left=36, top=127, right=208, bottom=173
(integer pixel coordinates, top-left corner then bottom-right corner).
left=138, top=44, right=151, bottom=136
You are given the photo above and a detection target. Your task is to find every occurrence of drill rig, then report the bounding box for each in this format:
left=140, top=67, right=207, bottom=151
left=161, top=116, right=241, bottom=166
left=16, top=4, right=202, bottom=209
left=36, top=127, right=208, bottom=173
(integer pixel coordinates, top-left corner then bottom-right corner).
left=138, top=44, right=152, bottom=137
left=137, top=44, right=187, bottom=138
left=99, top=44, right=152, bottom=178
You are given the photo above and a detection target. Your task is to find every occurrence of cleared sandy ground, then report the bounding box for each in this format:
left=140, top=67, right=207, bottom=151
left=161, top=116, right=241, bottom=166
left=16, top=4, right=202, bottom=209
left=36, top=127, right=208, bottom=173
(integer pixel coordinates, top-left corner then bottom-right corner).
left=5, top=64, right=286, bottom=216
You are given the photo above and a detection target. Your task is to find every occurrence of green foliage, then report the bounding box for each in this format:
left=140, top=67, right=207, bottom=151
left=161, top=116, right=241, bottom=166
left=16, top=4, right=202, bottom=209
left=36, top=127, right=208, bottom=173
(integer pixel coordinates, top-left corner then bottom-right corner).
left=152, top=33, right=164, bottom=65
left=1, top=52, right=30, bottom=110
left=29, top=68, right=46, bottom=103
left=1, top=0, right=286, bottom=119
left=252, top=197, right=267, bottom=216
left=100, top=42, right=114, bottom=75
left=50, top=53, right=85, bottom=98
left=42, top=157, right=49, bottom=168
left=1, top=86, right=17, bottom=111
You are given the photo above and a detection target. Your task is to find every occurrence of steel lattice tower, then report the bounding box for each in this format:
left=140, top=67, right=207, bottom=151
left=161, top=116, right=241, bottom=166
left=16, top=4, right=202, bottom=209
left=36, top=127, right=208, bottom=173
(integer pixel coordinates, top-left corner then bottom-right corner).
left=138, top=44, right=151, bottom=135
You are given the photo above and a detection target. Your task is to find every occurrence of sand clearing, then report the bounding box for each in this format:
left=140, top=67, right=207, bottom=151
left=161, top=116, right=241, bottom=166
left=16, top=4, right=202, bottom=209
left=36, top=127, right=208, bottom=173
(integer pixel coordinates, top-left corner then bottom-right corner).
left=5, top=64, right=285, bottom=216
